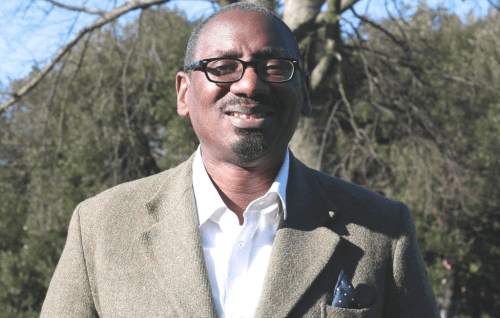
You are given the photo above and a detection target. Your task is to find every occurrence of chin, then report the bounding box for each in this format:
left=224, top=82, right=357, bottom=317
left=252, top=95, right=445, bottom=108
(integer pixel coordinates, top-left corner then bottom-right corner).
left=232, top=139, right=265, bottom=161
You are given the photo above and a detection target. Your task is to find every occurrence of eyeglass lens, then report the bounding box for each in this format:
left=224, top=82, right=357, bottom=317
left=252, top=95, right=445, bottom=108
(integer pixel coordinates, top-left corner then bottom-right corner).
left=205, top=59, right=294, bottom=83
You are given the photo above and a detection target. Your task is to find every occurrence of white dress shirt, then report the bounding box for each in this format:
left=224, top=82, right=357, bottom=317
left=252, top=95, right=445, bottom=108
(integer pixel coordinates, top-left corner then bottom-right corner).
left=192, top=147, right=289, bottom=318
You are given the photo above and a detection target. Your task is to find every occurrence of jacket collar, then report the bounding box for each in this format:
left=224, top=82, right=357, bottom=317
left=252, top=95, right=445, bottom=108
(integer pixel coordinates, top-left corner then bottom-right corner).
left=141, top=154, right=218, bottom=317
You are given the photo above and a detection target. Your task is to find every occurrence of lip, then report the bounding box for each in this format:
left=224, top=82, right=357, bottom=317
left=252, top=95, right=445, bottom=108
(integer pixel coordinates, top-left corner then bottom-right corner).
left=223, top=105, right=275, bottom=129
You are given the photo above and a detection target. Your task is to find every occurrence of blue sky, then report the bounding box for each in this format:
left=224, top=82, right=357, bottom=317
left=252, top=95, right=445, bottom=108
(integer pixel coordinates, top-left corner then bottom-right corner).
left=0, top=0, right=492, bottom=88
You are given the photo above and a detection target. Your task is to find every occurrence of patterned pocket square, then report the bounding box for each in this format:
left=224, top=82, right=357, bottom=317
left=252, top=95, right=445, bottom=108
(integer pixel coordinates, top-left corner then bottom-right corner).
left=331, top=270, right=360, bottom=308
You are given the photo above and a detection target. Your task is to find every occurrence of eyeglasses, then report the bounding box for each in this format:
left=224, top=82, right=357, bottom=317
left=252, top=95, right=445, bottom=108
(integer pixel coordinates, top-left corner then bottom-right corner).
left=186, top=58, right=302, bottom=83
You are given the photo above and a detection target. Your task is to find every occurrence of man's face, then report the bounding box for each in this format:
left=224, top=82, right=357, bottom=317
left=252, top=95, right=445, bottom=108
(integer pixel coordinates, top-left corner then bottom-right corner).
left=176, top=10, right=310, bottom=166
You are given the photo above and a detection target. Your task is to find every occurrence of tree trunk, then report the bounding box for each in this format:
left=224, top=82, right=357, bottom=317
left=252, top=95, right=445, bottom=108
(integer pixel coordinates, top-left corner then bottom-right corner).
left=284, top=0, right=344, bottom=169
left=283, top=0, right=324, bottom=30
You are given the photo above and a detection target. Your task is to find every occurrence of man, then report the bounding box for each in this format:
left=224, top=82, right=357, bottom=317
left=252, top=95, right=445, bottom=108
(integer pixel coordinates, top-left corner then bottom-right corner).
left=41, top=3, right=439, bottom=317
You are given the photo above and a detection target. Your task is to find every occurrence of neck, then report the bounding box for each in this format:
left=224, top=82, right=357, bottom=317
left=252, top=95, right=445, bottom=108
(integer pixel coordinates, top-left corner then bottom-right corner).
left=201, top=149, right=285, bottom=225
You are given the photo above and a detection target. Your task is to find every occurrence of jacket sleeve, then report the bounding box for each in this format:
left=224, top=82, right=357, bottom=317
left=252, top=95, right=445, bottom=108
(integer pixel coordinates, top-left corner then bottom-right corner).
left=385, top=202, right=440, bottom=318
left=40, top=204, right=99, bottom=317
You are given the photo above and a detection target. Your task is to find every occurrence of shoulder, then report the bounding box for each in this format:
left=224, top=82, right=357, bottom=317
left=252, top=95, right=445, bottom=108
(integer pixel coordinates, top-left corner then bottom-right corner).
left=311, top=167, right=401, bottom=212
left=75, top=155, right=194, bottom=227
left=294, top=158, right=410, bottom=236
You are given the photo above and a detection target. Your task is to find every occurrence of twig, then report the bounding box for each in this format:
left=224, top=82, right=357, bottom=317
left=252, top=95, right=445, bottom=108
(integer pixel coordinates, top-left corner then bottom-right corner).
left=339, top=0, right=359, bottom=13
left=44, top=0, right=106, bottom=15
left=487, top=0, right=500, bottom=11
left=350, top=7, right=406, bottom=49
left=338, top=78, right=361, bottom=140
left=121, top=11, right=144, bottom=147
left=316, top=99, right=341, bottom=170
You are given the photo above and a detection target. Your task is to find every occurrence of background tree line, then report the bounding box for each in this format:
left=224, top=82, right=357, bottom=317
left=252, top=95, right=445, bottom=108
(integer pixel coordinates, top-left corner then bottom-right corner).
left=0, top=0, right=499, bottom=316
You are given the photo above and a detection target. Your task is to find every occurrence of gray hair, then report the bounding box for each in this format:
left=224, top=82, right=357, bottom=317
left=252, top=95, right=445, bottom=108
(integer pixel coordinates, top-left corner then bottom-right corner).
left=183, top=2, right=301, bottom=73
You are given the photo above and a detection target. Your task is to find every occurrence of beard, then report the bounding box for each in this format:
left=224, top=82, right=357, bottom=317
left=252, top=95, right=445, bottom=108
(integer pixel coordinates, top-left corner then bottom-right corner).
left=232, top=128, right=266, bottom=160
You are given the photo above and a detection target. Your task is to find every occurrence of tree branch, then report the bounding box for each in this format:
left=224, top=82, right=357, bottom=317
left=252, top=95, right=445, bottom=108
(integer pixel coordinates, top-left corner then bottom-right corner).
left=245, top=0, right=278, bottom=11
left=316, top=99, right=341, bottom=170
left=121, top=11, right=143, bottom=148
left=44, top=0, right=106, bottom=15
left=293, top=12, right=325, bottom=43
left=310, top=0, right=341, bottom=92
left=339, top=0, right=358, bottom=13
left=342, top=16, right=396, bottom=119
left=283, top=0, right=324, bottom=31
left=208, top=0, right=238, bottom=7
left=487, top=0, right=500, bottom=11
left=350, top=7, right=406, bottom=49
left=0, top=0, right=171, bottom=115
left=338, top=75, right=362, bottom=140
left=293, top=0, right=359, bottom=42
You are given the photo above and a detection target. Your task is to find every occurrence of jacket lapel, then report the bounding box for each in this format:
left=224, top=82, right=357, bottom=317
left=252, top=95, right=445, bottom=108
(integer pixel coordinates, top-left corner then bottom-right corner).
left=140, top=156, right=218, bottom=317
left=138, top=152, right=341, bottom=317
left=255, top=154, right=340, bottom=317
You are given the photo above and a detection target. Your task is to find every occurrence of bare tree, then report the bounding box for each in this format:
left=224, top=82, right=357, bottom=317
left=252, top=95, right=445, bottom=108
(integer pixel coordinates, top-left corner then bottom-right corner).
left=0, top=0, right=173, bottom=114
left=282, top=0, right=360, bottom=168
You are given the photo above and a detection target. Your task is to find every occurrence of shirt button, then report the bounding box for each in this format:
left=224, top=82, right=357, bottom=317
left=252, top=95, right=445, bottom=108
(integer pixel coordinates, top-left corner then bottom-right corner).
left=238, top=241, right=244, bottom=248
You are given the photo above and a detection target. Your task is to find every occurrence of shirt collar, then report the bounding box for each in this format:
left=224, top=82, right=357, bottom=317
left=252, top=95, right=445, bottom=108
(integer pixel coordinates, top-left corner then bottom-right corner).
left=192, top=146, right=289, bottom=227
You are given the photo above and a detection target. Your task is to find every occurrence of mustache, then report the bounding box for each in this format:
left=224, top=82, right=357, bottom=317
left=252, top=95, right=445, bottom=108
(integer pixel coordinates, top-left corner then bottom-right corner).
left=220, top=96, right=282, bottom=113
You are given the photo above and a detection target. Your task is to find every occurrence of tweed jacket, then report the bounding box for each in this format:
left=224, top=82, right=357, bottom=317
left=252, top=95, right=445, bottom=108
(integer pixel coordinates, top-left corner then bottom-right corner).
left=41, top=152, right=439, bottom=317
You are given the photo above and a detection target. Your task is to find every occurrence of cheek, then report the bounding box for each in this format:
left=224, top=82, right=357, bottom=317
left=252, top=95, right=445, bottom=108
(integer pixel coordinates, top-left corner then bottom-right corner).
left=275, top=83, right=302, bottom=133
left=187, top=102, right=223, bottom=145
left=275, top=79, right=302, bottom=103
left=277, top=87, right=302, bottom=119
left=189, top=109, right=213, bottom=138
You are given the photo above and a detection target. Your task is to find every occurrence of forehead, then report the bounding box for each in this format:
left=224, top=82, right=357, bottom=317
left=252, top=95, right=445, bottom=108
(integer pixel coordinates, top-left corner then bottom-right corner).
left=195, top=10, right=298, bottom=60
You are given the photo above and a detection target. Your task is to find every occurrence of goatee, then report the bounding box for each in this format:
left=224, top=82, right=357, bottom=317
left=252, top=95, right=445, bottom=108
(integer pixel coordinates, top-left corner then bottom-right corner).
left=232, top=129, right=266, bottom=160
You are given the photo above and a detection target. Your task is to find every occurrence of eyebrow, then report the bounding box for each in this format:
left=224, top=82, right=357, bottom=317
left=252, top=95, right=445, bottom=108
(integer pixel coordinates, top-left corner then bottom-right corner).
left=209, top=47, right=288, bottom=59
left=210, top=50, right=239, bottom=58
left=255, top=47, right=287, bottom=58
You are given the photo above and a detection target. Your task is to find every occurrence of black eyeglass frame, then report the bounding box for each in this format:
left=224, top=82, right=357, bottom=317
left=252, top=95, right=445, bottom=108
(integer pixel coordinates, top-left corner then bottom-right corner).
left=185, top=57, right=303, bottom=83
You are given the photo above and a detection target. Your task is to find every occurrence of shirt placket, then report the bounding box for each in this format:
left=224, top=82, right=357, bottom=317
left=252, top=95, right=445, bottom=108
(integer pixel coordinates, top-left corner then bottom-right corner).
left=223, top=193, right=280, bottom=318
left=224, top=206, right=261, bottom=317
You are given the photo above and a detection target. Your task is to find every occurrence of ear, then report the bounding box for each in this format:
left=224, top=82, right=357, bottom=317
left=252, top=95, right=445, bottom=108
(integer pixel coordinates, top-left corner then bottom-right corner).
left=176, top=71, right=190, bottom=117
left=300, top=72, right=312, bottom=115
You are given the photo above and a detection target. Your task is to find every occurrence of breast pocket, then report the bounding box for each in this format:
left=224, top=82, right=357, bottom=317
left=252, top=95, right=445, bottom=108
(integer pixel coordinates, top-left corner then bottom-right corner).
left=322, top=299, right=382, bottom=318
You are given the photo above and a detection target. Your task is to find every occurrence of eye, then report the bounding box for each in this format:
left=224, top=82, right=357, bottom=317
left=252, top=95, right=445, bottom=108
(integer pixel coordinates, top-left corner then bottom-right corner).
left=259, top=59, right=294, bottom=81
left=263, top=60, right=287, bottom=75
left=206, top=60, right=240, bottom=76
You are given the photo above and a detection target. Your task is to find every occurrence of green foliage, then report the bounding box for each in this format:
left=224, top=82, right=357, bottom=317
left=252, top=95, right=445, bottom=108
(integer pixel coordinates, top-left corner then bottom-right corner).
left=0, top=7, right=197, bottom=315
left=1, top=1, right=500, bottom=317
left=310, top=3, right=500, bottom=315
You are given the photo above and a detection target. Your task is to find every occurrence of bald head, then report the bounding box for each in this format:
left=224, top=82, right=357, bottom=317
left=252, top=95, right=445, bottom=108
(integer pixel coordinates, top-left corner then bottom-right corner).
left=183, top=2, right=302, bottom=72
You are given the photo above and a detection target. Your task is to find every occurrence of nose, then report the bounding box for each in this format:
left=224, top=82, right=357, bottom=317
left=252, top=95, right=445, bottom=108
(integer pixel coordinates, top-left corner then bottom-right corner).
left=229, top=65, right=270, bottom=98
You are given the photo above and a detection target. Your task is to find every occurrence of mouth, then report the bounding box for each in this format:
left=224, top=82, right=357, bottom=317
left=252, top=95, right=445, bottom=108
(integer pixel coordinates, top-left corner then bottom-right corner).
left=223, top=108, right=274, bottom=129
left=226, top=111, right=270, bottom=119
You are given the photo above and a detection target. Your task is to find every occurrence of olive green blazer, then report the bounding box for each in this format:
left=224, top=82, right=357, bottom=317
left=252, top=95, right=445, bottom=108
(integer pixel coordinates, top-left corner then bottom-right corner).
left=41, top=152, right=439, bottom=317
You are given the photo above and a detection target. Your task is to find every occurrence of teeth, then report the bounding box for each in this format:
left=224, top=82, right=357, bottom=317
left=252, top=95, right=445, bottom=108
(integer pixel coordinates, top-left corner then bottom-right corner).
left=229, top=112, right=267, bottom=119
